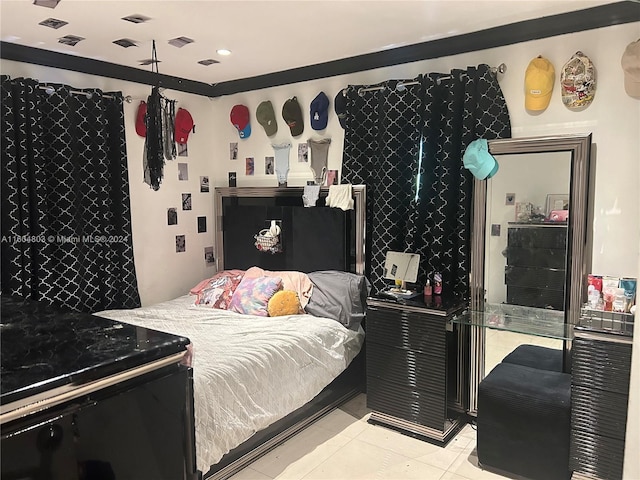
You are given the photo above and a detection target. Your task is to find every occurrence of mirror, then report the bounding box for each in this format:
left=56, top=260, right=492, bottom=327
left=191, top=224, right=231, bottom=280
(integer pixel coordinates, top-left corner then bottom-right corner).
left=468, top=133, right=592, bottom=414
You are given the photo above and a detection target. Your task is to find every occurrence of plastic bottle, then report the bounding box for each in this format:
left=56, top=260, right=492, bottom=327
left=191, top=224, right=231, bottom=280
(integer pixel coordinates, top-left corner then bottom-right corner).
left=433, top=272, right=443, bottom=295
left=424, top=280, right=432, bottom=298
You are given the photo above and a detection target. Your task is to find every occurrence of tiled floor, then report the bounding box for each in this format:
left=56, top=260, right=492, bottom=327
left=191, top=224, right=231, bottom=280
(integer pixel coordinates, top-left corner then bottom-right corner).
left=228, top=394, right=514, bottom=480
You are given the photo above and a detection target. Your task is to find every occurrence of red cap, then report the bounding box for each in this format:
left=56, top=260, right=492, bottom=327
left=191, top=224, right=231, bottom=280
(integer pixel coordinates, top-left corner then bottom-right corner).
left=175, top=108, right=194, bottom=144
left=135, top=101, right=147, bottom=137
left=230, top=104, right=251, bottom=138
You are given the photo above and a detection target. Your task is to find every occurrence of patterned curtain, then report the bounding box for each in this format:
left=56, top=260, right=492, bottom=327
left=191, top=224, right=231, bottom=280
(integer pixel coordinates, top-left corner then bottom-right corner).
left=342, top=65, right=511, bottom=297
left=1, top=76, right=141, bottom=312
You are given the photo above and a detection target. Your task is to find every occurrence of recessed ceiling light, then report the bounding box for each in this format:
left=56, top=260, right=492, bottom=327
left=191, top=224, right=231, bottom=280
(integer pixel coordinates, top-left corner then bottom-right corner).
left=217, top=49, right=231, bottom=56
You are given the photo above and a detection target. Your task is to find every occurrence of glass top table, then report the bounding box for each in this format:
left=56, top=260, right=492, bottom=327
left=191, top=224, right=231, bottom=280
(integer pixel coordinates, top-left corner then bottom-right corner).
left=450, top=303, right=572, bottom=340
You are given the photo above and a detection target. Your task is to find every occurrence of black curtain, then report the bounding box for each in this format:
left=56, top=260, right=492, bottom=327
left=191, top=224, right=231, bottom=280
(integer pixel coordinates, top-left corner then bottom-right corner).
left=341, top=65, right=511, bottom=297
left=1, top=76, right=141, bottom=312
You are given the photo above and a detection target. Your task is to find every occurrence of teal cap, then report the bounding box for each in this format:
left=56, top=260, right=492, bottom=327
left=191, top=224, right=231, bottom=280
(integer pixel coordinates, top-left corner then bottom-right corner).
left=463, top=139, right=499, bottom=180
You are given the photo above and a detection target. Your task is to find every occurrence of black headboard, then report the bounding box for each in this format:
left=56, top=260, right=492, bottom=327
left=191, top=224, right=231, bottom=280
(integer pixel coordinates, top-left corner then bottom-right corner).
left=214, top=186, right=366, bottom=274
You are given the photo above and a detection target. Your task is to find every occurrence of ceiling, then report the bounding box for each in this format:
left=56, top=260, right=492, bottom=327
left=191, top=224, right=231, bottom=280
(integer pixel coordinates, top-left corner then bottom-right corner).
left=1, top=0, right=623, bottom=89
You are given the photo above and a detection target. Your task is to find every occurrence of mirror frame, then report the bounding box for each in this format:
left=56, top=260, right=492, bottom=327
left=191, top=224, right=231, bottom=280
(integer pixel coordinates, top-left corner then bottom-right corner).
left=468, top=133, right=592, bottom=414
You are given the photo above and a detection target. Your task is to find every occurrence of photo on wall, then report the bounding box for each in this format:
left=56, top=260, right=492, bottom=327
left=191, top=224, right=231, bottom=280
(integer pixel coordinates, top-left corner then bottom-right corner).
left=228, top=171, right=237, bottom=187
left=197, top=216, right=207, bottom=233
left=246, top=157, right=254, bottom=176
left=200, top=176, right=210, bottom=192
left=178, top=143, right=188, bottom=157
left=325, top=169, right=338, bottom=186
left=182, top=193, right=192, bottom=211
left=167, top=208, right=178, bottom=225
left=178, top=163, right=189, bottom=181
left=265, top=156, right=274, bottom=175
left=204, top=246, right=215, bottom=265
left=298, top=143, right=308, bottom=162
left=175, top=235, right=186, bottom=253
left=230, top=142, right=238, bottom=160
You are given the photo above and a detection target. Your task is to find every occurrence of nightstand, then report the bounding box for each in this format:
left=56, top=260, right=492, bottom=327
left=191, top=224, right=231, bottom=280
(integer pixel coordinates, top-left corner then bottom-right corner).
left=365, top=296, right=468, bottom=445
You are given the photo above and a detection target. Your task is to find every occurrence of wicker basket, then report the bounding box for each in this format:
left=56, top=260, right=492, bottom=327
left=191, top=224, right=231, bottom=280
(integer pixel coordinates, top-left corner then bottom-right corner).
left=254, top=229, right=279, bottom=250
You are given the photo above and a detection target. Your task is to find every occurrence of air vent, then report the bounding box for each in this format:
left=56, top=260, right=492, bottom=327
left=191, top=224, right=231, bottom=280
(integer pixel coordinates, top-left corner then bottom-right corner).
left=39, top=18, right=68, bottom=29
left=198, top=59, right=220, bottom=66
left=113, top=38, right=137, bottom=48
left=122, top=14, right=150, bottom=24
left=58, top=35, right=84, bottom=46
left=33, top=0, right=61, bottom=8
left=139, top=59, right=161, bottom=66
left=168, top=37, right=194, bottom=48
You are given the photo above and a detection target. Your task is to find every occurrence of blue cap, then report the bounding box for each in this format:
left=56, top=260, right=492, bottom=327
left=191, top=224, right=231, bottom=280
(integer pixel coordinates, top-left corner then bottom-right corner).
left=310, top=92, right=330, bottom=130
left=238, top=123, right=251, bottom=139
left=463, top=139, right=499, bottom=180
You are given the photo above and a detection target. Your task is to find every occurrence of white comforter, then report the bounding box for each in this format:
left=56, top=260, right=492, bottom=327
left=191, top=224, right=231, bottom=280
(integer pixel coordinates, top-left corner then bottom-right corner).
left=96, top=295, right=364, bottom=474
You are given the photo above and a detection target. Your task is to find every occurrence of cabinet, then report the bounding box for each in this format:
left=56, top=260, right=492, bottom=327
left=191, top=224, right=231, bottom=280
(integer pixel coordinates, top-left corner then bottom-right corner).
left=365, top=297, right=468, bottom=444
left=570, top=325, right=633, bottom=480
left=505, top=223, right=567, bottom=310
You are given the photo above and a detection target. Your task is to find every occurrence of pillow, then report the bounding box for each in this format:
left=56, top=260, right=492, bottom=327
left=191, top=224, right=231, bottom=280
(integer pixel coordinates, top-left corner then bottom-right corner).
left=305, top=271, right=371, bottom=330
left=229, top=276, right=283, bottom=316
left=268, top=290, right=303, bottom=317
left=194, top=270, right=245, bottom=309
left=244, top=267, right=314, bottom=308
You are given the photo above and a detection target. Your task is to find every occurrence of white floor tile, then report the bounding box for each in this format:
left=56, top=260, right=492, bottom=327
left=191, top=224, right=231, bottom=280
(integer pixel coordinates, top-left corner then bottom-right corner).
left=249, top=422, right=351, bottom=480
left=228, top=467, right=274, bottom=480
left=354, top=422, right=443, bottom=459
left=313, top=405, right=370, bottom=439
left=301, top=438, right=446, bottom=480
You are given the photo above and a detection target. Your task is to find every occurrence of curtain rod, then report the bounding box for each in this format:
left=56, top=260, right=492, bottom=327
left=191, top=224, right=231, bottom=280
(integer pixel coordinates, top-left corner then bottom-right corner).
left=348, top=63, right=507, bottom=96
left=38, top=85, right=132, bottom=103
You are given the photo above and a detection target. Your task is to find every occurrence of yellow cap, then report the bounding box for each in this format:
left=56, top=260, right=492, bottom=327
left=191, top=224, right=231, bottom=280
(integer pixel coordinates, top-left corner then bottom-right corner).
left=524, top=56, right=555, bottom=111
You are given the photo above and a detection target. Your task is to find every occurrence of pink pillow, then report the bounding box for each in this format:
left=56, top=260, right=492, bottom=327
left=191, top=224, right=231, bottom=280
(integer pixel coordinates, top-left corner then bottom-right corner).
left=229, top=276, right=283, bottom=316
left=194, top=270, right=245, bottom=309
left=244, top=266, right=313, bottom=308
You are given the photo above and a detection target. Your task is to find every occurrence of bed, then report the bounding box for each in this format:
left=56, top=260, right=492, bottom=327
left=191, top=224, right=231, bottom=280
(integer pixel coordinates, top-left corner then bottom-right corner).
left=97, top=185, right=368, bottom=479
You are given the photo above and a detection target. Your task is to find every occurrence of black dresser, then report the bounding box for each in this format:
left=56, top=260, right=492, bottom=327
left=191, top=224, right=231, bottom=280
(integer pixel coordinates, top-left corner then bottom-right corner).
left=365, top=296, right=468, bottom=445
left=570, top=323, right=633, bottom=480
left=505, top=222, right=567, bottom=310
left=1, top=295, right=196, bottom=480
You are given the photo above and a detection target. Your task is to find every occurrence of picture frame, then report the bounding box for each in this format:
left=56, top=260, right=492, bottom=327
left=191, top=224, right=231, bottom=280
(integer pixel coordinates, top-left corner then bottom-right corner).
left=545, top=194, right=569, bottom=218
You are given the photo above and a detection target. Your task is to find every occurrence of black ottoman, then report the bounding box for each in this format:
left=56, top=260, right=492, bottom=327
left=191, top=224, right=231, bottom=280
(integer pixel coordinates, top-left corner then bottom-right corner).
left=477, top=362, right=571, bottom=480
left=501, top=344, right=563, bottom=372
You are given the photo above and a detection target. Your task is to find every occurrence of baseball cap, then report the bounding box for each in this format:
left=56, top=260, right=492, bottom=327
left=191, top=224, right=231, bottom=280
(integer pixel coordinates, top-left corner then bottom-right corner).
left=135, top=101, right=147, bottom=137
left=622, top=39, right=640, bottom=99
left=230, top=104, right=251, bottom=139
left=174, top=108, right=194, bottom=144
left=256, top=101, right=278, bottom=136
left=282, top=97, right=303, bottom=136
left=561, top=51, right=596, bottom=109
left=310, top=91, right=330, bottom=130
left=524, top=56, right=555, bottom=111
left=334, top=90, right=347, bottom=129
left=463, top=139, right=499, bottom=180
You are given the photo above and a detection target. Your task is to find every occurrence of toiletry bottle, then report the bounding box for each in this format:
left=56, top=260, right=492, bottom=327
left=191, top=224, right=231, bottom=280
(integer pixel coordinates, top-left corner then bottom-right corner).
left=434, top=272, right=442, bottom=295
left=424, top=280, right=432, bottom=298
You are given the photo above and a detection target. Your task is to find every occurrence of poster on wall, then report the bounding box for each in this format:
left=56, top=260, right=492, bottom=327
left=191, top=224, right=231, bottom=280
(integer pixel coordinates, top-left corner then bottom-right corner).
left=178, top=163, right=189, bottom=180
left=229, top=172, right=237, bottom=187
left=182, top=193, right=192, bottom=210
left=298, top=143, right=308, bottom=162
left=176, top=235, right=186, bottom=253
left=246, top=157, right=254, bottom=176
left=265, top=156, right=274, bottom=175
left=230, top=142, right=238, bottom=160
left=197, top=216, right=207, bottom=233
left=325, top=170, right=338, bottom=186
left=200, top=176, right=209, bottom=192
left=204, top=246, right=215, bottom=265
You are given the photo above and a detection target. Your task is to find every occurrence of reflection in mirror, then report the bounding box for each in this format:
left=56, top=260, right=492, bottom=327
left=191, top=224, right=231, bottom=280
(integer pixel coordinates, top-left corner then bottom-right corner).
left=483, top=152, right=570, bottom=374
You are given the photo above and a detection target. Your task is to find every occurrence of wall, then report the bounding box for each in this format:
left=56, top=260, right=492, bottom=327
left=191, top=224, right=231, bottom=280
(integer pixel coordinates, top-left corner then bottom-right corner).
left=1, top=59, right=217, bottom=306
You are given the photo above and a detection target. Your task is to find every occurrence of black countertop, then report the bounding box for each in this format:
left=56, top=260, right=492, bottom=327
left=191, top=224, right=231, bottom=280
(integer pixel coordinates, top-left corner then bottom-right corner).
left=1, top=295, right=190, bottom=408
left=368, top=293, right=467, bottom=316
